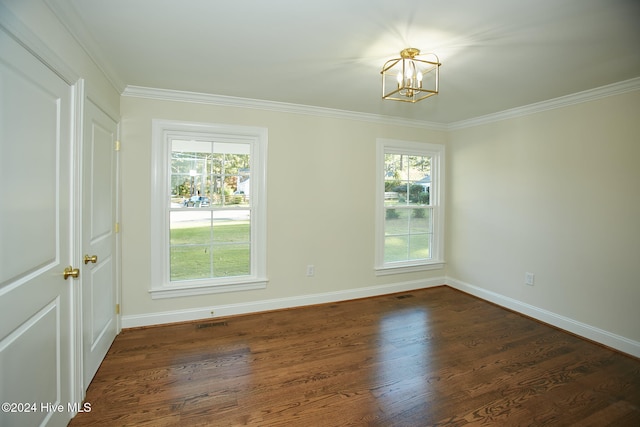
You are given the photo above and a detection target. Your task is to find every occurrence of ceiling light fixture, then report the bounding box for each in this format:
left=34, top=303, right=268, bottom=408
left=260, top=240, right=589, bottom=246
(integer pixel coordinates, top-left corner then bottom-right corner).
left=381, top=48, right=441, bottom=103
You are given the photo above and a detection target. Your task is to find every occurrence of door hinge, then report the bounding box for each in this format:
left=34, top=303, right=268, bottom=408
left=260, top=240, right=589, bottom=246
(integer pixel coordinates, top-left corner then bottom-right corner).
left=115, top=222, right=120, bottom=233
left=115, top=140, right=121, bottom=151
left=116, top=304, right=120, bottom=315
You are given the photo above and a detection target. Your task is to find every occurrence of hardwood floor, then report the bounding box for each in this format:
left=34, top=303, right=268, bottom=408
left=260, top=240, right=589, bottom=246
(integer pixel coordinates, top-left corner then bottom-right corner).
left=69, top=286, right=640, bottom=426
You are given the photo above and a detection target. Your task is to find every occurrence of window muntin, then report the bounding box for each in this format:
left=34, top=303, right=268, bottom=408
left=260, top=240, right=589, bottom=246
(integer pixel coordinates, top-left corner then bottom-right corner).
left=376, top=139, right=444, bottom=273
left=151, top=121, right=267, bottom=298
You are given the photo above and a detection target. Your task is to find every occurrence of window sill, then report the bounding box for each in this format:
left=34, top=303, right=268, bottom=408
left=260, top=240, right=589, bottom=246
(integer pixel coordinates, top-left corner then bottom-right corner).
left=375, top=262, right=445, bottom=276
left=149, top=278, right=268, bottom=299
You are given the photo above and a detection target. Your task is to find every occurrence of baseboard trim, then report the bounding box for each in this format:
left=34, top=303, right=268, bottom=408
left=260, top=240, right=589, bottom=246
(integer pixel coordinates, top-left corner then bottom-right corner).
left=446, top=277, right=640, bottom=359
left=122, top=277, right=445, bottom=329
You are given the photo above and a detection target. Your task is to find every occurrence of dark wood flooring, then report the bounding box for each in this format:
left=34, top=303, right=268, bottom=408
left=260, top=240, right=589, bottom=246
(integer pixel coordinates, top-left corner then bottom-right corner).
left=68, top=286, right=640, bottom=426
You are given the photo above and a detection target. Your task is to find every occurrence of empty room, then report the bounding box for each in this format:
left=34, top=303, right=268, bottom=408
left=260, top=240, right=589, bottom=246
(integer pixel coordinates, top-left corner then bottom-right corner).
left=1, top=1, right=639, bottom=426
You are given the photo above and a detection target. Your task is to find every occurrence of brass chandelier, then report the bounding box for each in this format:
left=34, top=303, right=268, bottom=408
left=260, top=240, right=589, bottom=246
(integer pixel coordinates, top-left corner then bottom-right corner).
left=381, top=48, right=441, bottom=103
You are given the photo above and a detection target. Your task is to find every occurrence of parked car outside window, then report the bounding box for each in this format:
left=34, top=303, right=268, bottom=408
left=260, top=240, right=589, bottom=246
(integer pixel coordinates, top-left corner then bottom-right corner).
left=184, top=196, right=210, bottom=207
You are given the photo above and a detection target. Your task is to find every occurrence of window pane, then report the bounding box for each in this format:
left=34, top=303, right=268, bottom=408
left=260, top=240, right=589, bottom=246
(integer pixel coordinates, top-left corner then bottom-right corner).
left=407, top=156, right=426, bottom=181
left=384, top=235, right=409, bottom=263
left=210, top=179, right=224, bottom=206
left=409, top=208, right=432, bottom=233
left=409, top=234, right=431, bottom=260
left=213, top=211, right=250, bottom=277
left=384, top=153, right=404, bottom=205
left=211, top=143, right=251, bottom=207
left=170, top=140, right=212, bottom=208
left=384, top=207, right=409, bottom=235
left=408, top=155, right=431, bottom=206
left=170, top=245, right=212, bottom=281
left=213, top=243, right=250, bottom=277
left=384, top=153, right=431, bottom=207
left=170, top=211, right=211, bottom=245
left=169, top=209, right=212, bottom=280
left=212, top=211, right=250, bottom=244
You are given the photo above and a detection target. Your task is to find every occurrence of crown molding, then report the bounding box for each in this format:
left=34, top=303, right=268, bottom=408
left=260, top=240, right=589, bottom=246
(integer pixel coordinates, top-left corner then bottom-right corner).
left=122, top=85, right=448, bottom=131
left=124, top=77, right=640, bottom=132
left=448, top=77, right=640, bottom=130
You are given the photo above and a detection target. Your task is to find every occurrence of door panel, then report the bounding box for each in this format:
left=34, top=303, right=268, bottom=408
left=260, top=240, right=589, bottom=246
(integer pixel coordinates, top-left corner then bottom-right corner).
left=0, top=300, right=59, bottom=427
left=0, top=29, right=74, bottom=427
left=0, top=45, right=58, bottom=284
left=88, top=260, right=113, bottom=341
left=82, top=99, right=118, bottom=389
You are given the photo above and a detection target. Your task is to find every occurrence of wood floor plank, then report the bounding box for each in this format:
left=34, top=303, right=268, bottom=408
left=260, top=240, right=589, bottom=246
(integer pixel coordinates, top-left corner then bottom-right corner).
left=68, top=286, right=640, bottom=426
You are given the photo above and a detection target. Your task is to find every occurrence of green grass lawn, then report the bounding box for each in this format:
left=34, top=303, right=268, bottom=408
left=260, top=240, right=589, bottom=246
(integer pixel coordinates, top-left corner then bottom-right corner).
left=384, top=234, right=430, bottom=262
left=170, top=222, right=250, bottom=281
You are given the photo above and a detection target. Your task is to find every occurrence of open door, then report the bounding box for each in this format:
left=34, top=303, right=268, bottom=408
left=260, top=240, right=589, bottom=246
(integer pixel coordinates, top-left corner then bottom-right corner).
left=0, top=29, right=75, bottom=427
left=81, top=99, right=119, bottom=390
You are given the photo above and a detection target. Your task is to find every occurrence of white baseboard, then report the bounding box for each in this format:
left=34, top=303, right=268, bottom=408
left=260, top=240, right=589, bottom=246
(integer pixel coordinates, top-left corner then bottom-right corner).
left=446, top=277, right=640, bottom=359
left=121, top=277, right=446, bottom=329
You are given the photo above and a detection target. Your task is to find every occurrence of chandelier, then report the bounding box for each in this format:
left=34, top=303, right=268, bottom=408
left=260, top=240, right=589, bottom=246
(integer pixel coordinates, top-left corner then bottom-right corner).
left=381, top=48, right=441, bottom=103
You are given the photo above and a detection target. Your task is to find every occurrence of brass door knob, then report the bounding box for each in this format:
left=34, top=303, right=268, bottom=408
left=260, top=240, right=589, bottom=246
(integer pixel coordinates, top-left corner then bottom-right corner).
left=84, top=254, right=98, bottom=264
left=63, top=266, right=80, bottom=280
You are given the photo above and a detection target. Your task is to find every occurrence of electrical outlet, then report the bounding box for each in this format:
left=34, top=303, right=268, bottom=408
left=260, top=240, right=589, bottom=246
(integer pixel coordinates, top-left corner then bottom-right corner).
left=525, top=272, right=535, bottom=286
left=306, top=265, right=315, bottom=277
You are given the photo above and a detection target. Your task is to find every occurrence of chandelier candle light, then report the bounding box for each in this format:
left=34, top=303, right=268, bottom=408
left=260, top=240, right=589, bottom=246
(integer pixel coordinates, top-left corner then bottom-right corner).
left=381, top=48, right=441, bottom=103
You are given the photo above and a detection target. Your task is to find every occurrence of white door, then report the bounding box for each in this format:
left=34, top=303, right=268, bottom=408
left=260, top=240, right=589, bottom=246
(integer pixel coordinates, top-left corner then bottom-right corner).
left=0, top=29, right=75, bottom=427
left=82, top=99, right=119, bottom=390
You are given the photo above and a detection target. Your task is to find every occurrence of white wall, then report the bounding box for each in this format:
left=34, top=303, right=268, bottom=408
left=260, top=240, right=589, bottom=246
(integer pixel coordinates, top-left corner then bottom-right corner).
left=446, top=90, right=640, bottom=349
left=120, top=95, right=448, bottom=324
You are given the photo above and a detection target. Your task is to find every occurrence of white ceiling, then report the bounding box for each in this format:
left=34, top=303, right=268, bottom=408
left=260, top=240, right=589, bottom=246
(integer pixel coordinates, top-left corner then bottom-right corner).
left=47, top=0, right=640, bottom=124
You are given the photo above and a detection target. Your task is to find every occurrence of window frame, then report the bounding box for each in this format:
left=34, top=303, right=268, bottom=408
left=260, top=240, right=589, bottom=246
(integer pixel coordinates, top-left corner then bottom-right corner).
left=150, top=119, right=267, bottom=299
left=375, top=138, right=445, bottom=274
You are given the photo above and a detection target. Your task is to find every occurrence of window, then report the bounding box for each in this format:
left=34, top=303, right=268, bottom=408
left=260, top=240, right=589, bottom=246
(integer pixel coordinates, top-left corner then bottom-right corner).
left=375, top=138, right=444, bottom=274
left=151, top=120, right=267, bottom=298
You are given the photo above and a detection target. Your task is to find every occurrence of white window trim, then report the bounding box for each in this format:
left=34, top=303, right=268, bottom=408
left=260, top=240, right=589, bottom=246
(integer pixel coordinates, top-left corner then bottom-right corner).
left=375, top=138, right=445, bottom=275
left=150, top=119, right=268, bottom=299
